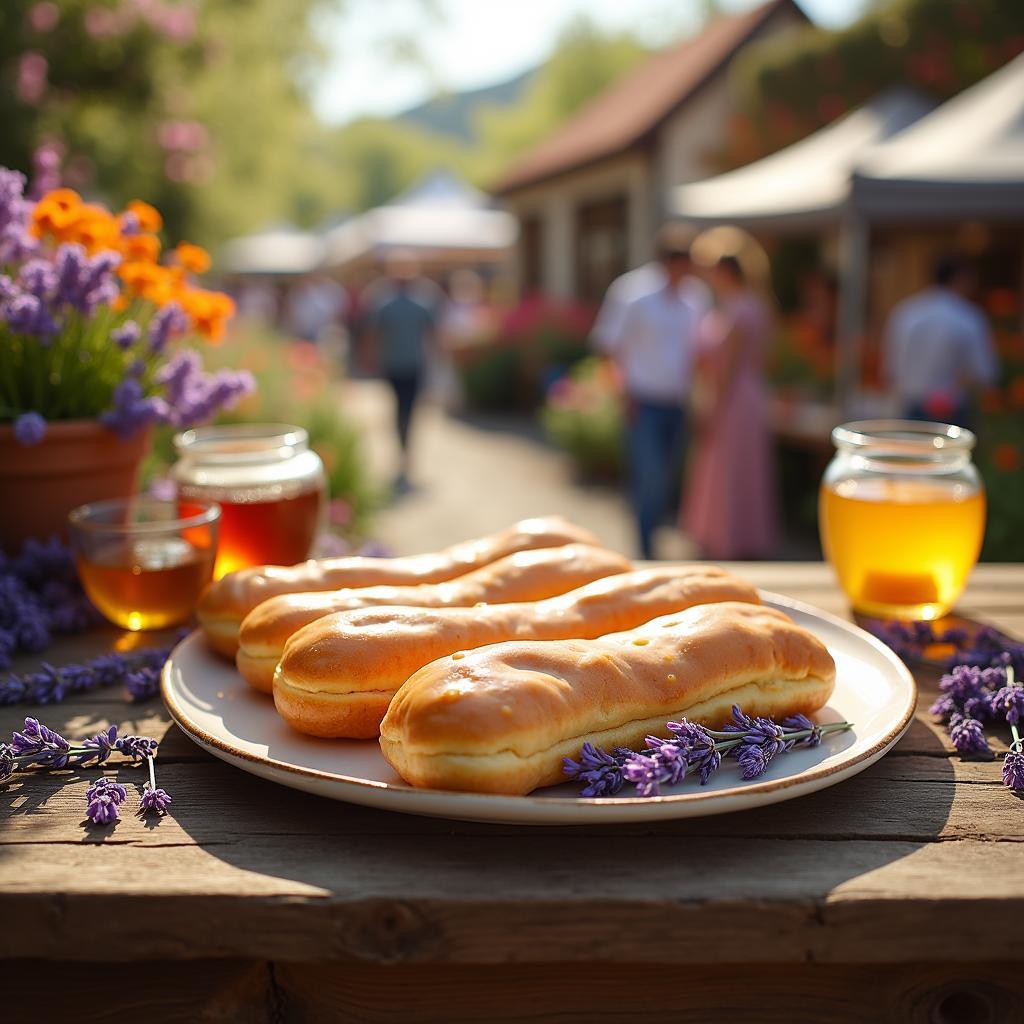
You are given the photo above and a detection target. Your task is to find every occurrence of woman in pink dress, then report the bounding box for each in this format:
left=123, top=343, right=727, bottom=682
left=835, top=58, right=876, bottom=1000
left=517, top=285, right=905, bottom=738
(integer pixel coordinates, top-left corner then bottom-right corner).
left=683, top=255, right=779, bottom=559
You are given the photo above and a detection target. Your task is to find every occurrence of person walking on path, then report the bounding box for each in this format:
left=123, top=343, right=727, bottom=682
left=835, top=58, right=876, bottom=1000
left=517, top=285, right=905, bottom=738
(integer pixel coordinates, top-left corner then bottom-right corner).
left=364, top=251, right=442, bottom=489
left=594, top=232, right=705, bottom=559
left=882, top=253, right=997, bottom=430
left=684, top=254, right=779, bottom=560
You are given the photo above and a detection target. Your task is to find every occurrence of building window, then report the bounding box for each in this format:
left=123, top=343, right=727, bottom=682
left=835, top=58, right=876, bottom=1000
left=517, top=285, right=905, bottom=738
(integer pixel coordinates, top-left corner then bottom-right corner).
left=575, top=195, right=628, bottom=303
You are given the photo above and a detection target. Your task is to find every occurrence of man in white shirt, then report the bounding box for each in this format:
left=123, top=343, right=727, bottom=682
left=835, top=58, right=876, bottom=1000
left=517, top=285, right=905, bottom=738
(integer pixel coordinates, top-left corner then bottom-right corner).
left=882, top=255, right=997, bottom=428
left=593, top=230, right=706, bottom=558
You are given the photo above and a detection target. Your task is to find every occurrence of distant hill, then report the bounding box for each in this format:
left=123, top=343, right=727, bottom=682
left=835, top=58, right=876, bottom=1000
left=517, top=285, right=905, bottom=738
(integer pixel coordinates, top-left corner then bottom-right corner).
left=397, top=67, right=536, bottom=142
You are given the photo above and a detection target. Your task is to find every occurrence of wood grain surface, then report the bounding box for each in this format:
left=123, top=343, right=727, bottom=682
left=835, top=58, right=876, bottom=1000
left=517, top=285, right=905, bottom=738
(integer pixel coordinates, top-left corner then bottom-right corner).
left=1, top=563, right=1021, bottom=1021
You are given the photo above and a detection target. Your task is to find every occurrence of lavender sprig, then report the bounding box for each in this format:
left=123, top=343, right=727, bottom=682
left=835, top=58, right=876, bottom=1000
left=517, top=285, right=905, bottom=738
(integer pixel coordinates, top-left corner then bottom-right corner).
left=564, top=705, right=853, bottom=798
left=139, top=755, right=172, bottom=815
left=1, top=631, right=184, bottom=706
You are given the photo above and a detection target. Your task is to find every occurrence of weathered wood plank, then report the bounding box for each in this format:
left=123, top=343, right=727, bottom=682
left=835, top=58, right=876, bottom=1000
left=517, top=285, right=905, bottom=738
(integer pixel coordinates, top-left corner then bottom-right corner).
left=1, top=753, right=1019, bottom=847
left=0, top=840, right=1021, bottom=963
left=273, top=961, right=1024, bottom=1024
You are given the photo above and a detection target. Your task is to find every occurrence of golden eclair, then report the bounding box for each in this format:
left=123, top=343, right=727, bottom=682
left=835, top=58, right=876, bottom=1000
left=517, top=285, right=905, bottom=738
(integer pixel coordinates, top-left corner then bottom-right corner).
left=198, top=515, right=599, bottom=657
left=237, top=543, right=632, bottom=693
left=273, top=565, right=760, bottom=737
left=380, top=602, right=836, bottom=796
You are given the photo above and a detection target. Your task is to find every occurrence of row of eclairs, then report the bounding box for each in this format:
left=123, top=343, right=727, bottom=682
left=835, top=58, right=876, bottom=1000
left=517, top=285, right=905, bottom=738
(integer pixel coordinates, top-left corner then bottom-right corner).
left=196, top=517, right=835, bottom=796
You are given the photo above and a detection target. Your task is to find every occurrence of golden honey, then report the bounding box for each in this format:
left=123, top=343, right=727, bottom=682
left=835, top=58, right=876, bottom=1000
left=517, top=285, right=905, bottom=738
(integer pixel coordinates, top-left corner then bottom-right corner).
left=76, top=537, right=215, bottom=630
left=820, top=477, right=985, bottom=619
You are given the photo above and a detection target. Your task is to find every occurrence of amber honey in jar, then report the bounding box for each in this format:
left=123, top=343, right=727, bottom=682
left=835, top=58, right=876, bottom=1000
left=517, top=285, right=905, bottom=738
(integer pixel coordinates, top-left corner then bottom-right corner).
left=69, top=498, right=220, bottom=630
left=172, top=424, right=326, bottom=579
left=819, top=420, right=985, bottom=620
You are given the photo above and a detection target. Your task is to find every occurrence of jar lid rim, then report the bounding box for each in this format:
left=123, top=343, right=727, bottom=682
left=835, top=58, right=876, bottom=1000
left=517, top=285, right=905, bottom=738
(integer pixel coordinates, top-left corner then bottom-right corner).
left=68, top=497, right=221, bottom=535
left=831, top=419, right=976, bottom=453
left=173, top=423, right=308, bottom=457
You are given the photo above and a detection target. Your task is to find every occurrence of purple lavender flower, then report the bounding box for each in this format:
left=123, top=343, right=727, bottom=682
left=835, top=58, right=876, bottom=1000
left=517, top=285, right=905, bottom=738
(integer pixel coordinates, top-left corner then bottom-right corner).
left=990, top=685, right=1024, bottom=726
left=4, top=291, right=58, bottom=338
left=125, top=667, right=160, bottom=702
left=148, top=302, right=188, bottom=353
left=114, top=734, right=159, bottom=762
left=948, top=715, right=992, bottom=759
left=735, top=743, right=770, bottom=780
left=666, top=719, right=721, bottom=784
left=0, top=168, right=37, bottom=263
left=75, top=725, right=119, bottom=767
left=939, top=627, right=969, bottom=646
left=139, top=782, right=172, bottom=814
left=17, top=257, right=57, bottom=299
left=11, top=717, right=70, bottom=767
left=84, top=778, right=128, bottom=825
left=562, top=742, right=628, bottom=797
left=12, top=411, right=46, bottom=446
left=21, top=662, right=66, bottom=703
left=51, top=243, right=120, bottom=314
left=0, top=742, right=14, bottom=783
left=100, top=377, right=166, bottom=439
left=112, top=320, right=141, bottom=349
left=1002, top=750, right=1024, bottom=792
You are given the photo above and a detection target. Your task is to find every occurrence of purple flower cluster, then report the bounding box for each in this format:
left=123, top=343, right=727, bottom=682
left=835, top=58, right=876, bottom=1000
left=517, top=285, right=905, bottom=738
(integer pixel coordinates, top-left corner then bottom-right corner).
left=154, top=348, right=255, bottom=427
left=564, top=705, right=849, bottom=799
left=0, top=632, right=178, bottom=706
left=874, top=619, right=1024, bottom=678
left=85, top=778, right=128, bottom=824
left=12, top=411, right=46, bottom=445
left=1, top=716, right=171, bottom=826
left=99, top=376, right=166, bottom=439
left=1, top=234, right=122, bottom=344
left=0, top=168, right=37, bottom=264
left=0, top=537, right=102, bottom=671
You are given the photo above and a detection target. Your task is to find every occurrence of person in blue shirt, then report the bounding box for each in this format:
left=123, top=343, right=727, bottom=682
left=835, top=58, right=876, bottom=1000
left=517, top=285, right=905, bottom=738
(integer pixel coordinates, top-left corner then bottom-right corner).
left=365, top=251, right=442, bottom=488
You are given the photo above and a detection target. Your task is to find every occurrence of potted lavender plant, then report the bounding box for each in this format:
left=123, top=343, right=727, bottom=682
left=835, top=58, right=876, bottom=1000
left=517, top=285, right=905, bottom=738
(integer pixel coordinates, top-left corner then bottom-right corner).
left=0, top=167, right=253, bottom=550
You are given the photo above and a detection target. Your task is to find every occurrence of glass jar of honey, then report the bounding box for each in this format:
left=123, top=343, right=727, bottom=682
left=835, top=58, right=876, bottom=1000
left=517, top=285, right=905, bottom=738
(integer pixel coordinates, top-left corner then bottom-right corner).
left=172, top=424, right=326, bottom=579
left=819, top=420, right=985, bottom=621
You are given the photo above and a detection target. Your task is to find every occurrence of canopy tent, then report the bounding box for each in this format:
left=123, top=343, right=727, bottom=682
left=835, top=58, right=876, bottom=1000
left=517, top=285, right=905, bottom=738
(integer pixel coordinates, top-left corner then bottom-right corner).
left=218, top=224, right=326, bottom=277
left=323, top=170, right=517, bottom=271
left=670, top=90, right=933, bottom=230
left=852, top=52, right=1024, bottom=220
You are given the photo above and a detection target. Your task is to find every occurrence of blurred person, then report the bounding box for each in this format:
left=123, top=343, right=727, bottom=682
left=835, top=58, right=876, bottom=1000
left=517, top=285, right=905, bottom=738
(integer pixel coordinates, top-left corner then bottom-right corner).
left=591, top=222, right=709, bottom=351
left=882, top=254, right=997, bottom=429
left=594, top=231, right=705, bottom=559
left=684, top=254, right=778, bottom=560
left=365, top=251, right=442, bottom=487
left=434, top=269, right=490, bottom=410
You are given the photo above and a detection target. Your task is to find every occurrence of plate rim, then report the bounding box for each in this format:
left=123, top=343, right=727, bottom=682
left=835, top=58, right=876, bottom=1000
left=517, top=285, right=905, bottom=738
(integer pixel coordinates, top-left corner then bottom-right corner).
left=161, top=590, right=918, bottom=813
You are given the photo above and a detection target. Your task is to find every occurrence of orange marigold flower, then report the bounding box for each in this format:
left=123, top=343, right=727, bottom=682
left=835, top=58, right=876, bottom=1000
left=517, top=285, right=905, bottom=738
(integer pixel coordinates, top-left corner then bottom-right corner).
left=993, top=442, right=1021, bottom=473
left=42, top=188, right=81, bottom=211
left=173, top=242, right=211, bottom=275
left=120, top=233, right=161, bottom=263
left=126, top=199, right=163, bottom=234
left=180, top=287, right=235, bottom=343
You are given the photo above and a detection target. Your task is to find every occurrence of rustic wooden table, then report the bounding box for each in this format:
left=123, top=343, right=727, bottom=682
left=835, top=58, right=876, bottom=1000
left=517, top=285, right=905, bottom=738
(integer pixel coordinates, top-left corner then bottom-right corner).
left=1, top=563, right=1022, bottom=1023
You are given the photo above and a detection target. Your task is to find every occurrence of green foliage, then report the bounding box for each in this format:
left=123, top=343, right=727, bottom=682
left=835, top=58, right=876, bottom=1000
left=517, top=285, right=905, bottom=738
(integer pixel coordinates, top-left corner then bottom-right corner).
left=727, top=0, right=1024, bottom=165
left=541, top=357, right=624, bottom=482
left=474, top=18, right=648, bottom=181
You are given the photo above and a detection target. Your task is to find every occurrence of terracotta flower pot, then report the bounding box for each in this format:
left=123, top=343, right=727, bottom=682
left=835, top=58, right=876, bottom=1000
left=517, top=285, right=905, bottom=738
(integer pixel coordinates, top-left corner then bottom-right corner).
left=0, top=419, right=152, bottom=552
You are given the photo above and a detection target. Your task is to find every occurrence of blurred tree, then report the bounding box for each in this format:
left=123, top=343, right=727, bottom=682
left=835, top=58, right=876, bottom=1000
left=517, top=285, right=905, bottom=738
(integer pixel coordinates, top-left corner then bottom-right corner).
left=0, top=0, right=336, bottom=246
left=474, top=17, right=649, bottom=181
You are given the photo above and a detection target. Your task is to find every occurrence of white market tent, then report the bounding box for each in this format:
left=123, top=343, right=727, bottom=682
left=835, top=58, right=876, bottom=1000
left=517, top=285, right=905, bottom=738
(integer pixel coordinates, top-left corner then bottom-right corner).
left=852, top=51, right=1024, bottom=220
left=669, top=58, right=1024, bottom=412
left=670, top=89, right=933, bottom=231
left=323, top=170, right=517, bottom=272
left=219, top=223, right=326, bottom=277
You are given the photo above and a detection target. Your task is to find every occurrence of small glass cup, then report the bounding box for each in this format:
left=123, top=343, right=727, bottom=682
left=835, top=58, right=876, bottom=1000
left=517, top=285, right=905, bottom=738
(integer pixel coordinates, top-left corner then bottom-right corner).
left=69, top=498, right=220, bottom=630
left=819, top=420, right=986, bottom=620
left=171, top=424, right=325, bottom=579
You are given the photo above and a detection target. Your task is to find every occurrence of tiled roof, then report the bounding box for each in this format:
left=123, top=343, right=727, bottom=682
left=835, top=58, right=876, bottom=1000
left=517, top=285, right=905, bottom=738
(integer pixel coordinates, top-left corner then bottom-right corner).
left=494, top=0, right=805, bottom=194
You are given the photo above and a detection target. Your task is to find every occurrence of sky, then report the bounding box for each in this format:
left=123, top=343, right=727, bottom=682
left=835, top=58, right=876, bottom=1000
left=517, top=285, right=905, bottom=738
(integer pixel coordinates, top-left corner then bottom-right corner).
left=312, top=0, right=867, bottom=126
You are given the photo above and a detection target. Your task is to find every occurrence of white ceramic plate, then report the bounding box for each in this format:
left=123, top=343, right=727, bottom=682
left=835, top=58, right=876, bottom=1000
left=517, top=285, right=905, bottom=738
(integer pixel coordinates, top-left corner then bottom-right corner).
left=162, top=593, right=916, bottom=824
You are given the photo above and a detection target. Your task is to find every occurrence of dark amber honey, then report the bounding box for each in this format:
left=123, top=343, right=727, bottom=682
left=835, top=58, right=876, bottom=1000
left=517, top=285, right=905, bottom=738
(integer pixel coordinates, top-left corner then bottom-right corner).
left=179, top=487, right=321, bottom=578
left=76, top=538, right=215, bottom=630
